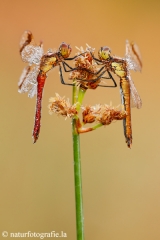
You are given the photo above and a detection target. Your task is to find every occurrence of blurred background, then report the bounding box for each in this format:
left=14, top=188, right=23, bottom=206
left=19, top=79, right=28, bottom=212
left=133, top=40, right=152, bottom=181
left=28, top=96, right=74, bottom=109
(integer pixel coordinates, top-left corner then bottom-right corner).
left=0, top=0, right=160, bottom=239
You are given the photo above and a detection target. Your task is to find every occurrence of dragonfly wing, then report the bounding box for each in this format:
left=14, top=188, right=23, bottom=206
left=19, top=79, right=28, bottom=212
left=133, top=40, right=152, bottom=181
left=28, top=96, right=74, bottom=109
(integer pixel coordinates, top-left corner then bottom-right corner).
left=20, top=30, right=44, bottom=65
left=28, top=84, right=37, bottom=98
left=18, top=65, right=39, bottom=98
left=20, top=30, right=34, bottom=52
left=125, top=40, right=142, bottom=72
left=128, top=75, right=142, bottom=109
left=21, top=45, right=44, bottom=65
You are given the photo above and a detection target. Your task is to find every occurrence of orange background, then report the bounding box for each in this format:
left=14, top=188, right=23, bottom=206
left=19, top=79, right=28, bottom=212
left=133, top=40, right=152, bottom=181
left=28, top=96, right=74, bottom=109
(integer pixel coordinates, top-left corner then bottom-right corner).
left=0, top=0, right=160, bottom=239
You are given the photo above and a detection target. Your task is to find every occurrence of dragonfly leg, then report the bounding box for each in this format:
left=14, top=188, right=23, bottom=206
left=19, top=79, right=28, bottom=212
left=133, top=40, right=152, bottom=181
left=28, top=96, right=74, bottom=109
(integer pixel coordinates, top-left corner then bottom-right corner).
left=75, top=69, right=117, bottom=88
left=90, top=65, right=105, bottom=75
left=65, top=52, right=86, bottom=61
left=99, top=71, right=117, bottom=87
left=76, top=69, right=107, bottom=82
left=63, top=61, right=106, bottom=75
left=97, top=71, right=117, bottom=87
left=62, top=61, right=78, bottom=72
left=98, top=77, right=117, bottom=87
left=59, top=65, right=74, bottom=86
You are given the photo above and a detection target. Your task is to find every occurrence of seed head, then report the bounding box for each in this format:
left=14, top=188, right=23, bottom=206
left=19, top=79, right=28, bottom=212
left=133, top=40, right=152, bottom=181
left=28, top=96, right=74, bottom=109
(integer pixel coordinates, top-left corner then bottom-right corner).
left=82, top=104, right=127, bottom=125
left=48, top=93, right=78, bottom=119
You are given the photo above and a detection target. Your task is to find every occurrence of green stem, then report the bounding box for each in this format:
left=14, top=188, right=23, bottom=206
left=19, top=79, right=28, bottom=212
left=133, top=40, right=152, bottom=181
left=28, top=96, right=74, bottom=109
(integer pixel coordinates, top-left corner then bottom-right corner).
left=76, top=88, right=86, bottom=112
left=92, top=123, right=103, bottom=130
left=72, top=85, right=85, bottom=240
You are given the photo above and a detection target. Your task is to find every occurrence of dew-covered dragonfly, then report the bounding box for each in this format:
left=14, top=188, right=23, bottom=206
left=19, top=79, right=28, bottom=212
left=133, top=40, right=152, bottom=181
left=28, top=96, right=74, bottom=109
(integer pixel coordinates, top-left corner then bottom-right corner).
left=76, top=41, right=142, bottom=148
left=18, top=31, right=82, bottom=143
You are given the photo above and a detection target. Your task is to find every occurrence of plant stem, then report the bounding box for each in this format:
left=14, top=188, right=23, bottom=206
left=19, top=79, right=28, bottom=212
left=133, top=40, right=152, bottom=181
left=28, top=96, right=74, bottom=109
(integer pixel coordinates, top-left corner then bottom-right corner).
left=92, top=123, right=103, bottom=130
left=72, top=85, right=85, bottom=240
left=76, top=88, right=86, bottom=111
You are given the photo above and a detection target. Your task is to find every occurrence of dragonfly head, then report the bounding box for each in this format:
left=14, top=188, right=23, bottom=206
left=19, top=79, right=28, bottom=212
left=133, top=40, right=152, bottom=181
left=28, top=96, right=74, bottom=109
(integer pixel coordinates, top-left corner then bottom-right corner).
left=98, top=46, right=111, bottom=60
left=59, top=42, right=72, bottom=58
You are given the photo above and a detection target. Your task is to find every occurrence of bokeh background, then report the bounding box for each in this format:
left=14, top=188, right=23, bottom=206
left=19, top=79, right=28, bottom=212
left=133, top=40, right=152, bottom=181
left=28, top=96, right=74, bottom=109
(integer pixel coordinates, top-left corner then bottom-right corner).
left=0, top=0, right=160, bottom=239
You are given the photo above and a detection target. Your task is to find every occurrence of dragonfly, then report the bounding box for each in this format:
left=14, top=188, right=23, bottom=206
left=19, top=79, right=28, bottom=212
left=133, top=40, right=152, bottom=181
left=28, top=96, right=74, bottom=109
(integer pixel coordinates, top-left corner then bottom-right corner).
left=76, top=41, right=142, bottom=148
left=18, top=30, right=85, bottom=143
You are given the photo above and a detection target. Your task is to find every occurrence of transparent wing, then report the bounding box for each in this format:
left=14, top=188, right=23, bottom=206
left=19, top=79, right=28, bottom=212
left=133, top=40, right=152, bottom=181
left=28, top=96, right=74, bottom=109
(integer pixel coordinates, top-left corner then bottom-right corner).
left=21, top=44, right=44, bottom=65
left=18, top=65, right=39, bottom=98
left=20, top=30, right=44, bottom=65
left=128, top=75, right=142, bottom=109
left=20, top=30, right=34, bottom=52
left=125, top=40, right=142, bottom=72
left=28, top=84, right=37, bottom=98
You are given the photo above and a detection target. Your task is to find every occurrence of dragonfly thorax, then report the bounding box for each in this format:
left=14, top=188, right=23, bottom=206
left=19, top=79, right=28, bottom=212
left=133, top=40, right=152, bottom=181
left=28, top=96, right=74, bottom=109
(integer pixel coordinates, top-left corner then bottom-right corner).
left=40, top=54, right=57, bottom=73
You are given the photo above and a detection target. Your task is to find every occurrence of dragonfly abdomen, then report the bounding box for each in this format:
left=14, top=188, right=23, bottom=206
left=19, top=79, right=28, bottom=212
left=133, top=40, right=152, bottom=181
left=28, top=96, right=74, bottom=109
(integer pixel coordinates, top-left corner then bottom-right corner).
left=33, top=72, right=46, bottom=143
left=120, top=77, right=132, bottom=148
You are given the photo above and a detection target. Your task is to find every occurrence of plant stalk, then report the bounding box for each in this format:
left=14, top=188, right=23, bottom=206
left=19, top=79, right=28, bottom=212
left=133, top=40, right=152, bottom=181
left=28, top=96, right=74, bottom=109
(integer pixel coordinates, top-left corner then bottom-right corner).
left=72, top=86, right=85, bottom=240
